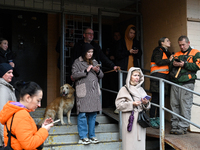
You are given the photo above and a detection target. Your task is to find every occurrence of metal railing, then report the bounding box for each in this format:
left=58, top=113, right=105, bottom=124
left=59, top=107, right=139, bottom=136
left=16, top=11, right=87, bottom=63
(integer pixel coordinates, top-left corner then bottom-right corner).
left=100, top=69, right=200, bottom=150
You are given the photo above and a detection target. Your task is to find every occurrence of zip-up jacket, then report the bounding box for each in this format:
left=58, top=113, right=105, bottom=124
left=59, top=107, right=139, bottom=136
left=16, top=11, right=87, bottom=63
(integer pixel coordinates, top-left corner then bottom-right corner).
left=169, top=47, right=200, bottom=85
left=0, top=101, right=49, bottom=150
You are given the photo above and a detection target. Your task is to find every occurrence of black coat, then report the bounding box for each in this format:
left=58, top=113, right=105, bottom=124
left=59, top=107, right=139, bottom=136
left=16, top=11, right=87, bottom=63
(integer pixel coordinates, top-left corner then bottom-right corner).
left=71, top=40, right=115, bottom=69
left=115, top=38, right=142, bottom=71
left=0, top=48, right=13, bottom=63
left=150, top=46, right=171, bottom=94
left=0, top=48, right=19, bottom=77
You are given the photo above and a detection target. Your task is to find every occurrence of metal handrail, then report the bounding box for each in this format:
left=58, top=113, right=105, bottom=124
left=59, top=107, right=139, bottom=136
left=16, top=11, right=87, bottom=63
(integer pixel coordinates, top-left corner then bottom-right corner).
left=100, top=69, right=200, bottom=150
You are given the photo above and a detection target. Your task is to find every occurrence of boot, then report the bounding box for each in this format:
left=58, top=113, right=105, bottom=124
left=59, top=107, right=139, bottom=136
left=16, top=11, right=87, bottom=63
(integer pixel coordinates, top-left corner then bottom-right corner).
left=150, top=118, right=159, bottom=129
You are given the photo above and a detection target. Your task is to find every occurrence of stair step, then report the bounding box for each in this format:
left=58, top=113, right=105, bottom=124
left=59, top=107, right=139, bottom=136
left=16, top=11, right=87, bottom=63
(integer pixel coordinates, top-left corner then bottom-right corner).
left=33, top=115, right=116, bottom=125
left=43, top=142, right=122, bottom=150
left=45, top=132, right=119, bottom=146
left=48, top=123, right=118, bottom=135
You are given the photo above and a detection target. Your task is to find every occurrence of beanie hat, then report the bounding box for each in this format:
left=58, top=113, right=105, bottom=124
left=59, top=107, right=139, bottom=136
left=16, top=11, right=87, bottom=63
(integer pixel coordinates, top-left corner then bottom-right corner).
left=81, top=43, right=95, bottom=59
left=0, top=63, right=13, bottom=77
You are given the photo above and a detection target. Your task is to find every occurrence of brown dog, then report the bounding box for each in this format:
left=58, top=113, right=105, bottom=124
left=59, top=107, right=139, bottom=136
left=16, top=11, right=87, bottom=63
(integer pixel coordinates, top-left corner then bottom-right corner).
left=38, top=84, right=75, bottom=125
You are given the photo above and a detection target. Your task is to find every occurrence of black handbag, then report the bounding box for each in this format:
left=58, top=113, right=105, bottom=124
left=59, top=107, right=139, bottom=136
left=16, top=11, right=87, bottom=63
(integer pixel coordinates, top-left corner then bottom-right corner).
left=137, top=110, right=151, bottom=128
left=125, top=86, right=150, bottom=128
left=0, top=114, right=15, bottom=150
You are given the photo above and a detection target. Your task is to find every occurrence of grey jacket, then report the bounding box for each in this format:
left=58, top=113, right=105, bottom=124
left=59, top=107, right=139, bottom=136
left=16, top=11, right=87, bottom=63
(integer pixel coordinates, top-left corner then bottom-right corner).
left=72, top=57, right=104, bottom=114
left=0, top=78, right=17, bottom=146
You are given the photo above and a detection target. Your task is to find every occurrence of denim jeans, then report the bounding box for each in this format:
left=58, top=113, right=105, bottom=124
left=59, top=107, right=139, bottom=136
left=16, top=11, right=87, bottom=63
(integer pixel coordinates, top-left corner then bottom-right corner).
left=77, top=112, right=97, bottom=139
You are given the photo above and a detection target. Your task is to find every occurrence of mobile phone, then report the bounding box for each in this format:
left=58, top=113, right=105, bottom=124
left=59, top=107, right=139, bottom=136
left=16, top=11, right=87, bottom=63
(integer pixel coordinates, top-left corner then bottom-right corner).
left=175, top=59, right=181, bottom=62
left=95, top=64, right=101, bottom=67
left=47, top=119, right=60, bottom=125
left=133, top=47, right=137, bottom=50
left=143, top=95, right=151, bottom=100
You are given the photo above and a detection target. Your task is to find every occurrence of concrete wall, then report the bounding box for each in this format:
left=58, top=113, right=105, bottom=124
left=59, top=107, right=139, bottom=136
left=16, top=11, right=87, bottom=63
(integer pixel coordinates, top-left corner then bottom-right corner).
left=47, top=13, right=60, bottom=105
left=187, top=0, right=200, bottom=132
left=141, top=0, right=187, bottom=120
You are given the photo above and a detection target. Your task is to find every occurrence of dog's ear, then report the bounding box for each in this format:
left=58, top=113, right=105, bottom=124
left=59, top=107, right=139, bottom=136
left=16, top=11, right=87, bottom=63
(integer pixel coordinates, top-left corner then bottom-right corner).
left=60, top=86, right=64, bottom=94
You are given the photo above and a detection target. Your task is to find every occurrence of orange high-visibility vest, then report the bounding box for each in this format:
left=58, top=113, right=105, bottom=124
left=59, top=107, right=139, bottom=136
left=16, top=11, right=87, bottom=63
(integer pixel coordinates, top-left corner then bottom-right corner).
left=150, top=48, right=169, bottom=74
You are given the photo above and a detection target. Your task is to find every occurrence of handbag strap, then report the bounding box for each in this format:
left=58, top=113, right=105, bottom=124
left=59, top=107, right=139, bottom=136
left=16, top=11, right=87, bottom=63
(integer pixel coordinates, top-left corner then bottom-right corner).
left=124, top=86, right=138, bottom=109
left=6, top=114, right=15, bottom=147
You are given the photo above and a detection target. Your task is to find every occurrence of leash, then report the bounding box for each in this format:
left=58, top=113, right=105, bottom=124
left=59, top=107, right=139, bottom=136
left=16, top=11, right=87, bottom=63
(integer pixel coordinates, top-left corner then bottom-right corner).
left=103, top=66, right=121, bottom=74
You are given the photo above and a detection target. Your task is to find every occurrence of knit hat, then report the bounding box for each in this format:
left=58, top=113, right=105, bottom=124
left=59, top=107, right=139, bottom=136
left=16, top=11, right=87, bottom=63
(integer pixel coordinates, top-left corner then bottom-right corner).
left=81, top=43, right=95, bottom=59
left=0, top=63, right=13, bottom=77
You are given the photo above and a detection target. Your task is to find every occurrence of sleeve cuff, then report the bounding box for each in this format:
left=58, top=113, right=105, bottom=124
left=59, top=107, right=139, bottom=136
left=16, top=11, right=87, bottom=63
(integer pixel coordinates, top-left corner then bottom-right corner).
left=84, top=69, right=88, bottom=75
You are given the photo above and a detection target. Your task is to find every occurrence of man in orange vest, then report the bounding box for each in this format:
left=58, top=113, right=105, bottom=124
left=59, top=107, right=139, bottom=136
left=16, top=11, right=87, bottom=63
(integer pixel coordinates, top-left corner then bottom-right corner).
left=150, top=37, right=173, bottom=128
left=169, top=36, right=200, bottom=135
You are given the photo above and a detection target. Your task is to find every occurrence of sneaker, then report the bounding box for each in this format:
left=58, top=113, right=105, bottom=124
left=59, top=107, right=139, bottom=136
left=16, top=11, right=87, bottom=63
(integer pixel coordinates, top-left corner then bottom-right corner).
left=114, top=109, right=119, bottom=114
left=170, top=128, right=178, bottom=134
left=89, top=137, right=99, bottom=144
left=150, top=118, right=159, bottom=129
left=78, top=138, right=90, bottom=145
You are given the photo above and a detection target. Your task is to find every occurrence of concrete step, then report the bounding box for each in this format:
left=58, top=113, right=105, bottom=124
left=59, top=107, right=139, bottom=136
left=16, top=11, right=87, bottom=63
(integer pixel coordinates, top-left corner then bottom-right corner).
left=48, top=123, right=118, bottom=135
left=31, top=108, right=122, bottom=149
left=43, top=141, right=122, bottom=150
left=45, top=132, right=119, bottom=146
left=33, top=114, right=116, bottom=125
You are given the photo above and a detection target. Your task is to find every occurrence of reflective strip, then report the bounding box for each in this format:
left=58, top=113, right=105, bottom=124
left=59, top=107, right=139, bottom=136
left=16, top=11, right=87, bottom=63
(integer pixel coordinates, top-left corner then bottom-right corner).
left=151, top=69, right=169, bottom=74
left=150, top=64, right=157, bottom=67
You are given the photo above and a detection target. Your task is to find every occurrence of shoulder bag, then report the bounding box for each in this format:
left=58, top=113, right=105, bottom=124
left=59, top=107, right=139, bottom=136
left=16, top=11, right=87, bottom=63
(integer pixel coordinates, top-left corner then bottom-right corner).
left=0, top=114, right=15, bottom=150
left=125, top=86, right=151, bottom=128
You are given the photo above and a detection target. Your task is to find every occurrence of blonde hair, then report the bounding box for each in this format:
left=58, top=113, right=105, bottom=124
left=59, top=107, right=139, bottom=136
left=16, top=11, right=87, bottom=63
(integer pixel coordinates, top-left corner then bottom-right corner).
left=131, top=69, right=141, bottom=76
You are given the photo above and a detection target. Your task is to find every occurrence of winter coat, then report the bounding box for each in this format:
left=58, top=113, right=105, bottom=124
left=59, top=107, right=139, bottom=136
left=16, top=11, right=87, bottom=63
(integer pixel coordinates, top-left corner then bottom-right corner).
left=0, top=48, right=19, bottom=77
left=0, top=78, right=16, bottom=146
left=115, top=30, right=142, bottom=71
left=72, top=40, right=115, bottom=69
left=0, top=48, right=13, bottom=64
left=150, top=46, right=171, bottom=94
left=115, top=67, right=150, bottom=150
left=0, top=101, right=49, bottom=150
left=71, top=57, right=104, bottom=114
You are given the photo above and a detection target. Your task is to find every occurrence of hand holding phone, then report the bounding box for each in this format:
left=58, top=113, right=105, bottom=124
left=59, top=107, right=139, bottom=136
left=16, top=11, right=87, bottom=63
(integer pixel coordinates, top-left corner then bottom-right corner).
left=95, top=64, right=101, bottom=67
left=143, top=95, right=151, bottom=100
left=175, top=59, right=181, bottom=62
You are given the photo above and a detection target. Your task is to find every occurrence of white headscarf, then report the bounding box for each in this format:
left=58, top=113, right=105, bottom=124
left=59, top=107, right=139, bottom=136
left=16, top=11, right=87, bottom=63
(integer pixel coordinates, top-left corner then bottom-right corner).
left=125, top=67, right=147, bottom=101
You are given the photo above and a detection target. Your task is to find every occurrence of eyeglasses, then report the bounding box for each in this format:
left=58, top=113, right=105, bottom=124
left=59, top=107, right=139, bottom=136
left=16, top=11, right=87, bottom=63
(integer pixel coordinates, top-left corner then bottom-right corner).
left=85, top=33, right=94, bottom=35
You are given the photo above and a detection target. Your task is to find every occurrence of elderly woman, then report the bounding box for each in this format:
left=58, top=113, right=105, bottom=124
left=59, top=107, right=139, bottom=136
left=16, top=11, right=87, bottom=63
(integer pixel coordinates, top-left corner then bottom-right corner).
left=0, top=63, right=17, bottom=147
left=71, top=43, right=104, bottom=145
left=115, top=67, right=150, bottom=150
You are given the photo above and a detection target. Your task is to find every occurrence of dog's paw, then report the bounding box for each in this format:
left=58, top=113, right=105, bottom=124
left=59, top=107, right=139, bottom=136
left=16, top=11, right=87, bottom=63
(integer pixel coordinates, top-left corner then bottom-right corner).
left=68, top=122, right=73, bottom=126
left=61, top=122, right=67, bottom=125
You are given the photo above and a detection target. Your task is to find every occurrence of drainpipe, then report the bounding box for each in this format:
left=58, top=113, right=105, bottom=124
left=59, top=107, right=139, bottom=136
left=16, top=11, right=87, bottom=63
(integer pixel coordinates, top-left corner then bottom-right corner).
left=98, top=8, right=102, bottom=115
left=60, top=0, right=65, bottom=86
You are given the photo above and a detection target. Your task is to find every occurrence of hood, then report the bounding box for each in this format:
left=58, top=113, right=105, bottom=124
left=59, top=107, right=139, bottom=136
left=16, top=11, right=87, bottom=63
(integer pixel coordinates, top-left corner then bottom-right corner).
left=0, top=101, right=30, bottom=125
left=126, top=67, right=144, bottom=89
left=0, top=78, right=15, bottom=91
left=125, top=24, right=135, bottom=41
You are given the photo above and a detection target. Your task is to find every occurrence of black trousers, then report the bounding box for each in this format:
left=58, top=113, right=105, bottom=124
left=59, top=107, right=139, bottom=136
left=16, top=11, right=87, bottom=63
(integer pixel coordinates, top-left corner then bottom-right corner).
left=150, top=92, right=159, bottom=118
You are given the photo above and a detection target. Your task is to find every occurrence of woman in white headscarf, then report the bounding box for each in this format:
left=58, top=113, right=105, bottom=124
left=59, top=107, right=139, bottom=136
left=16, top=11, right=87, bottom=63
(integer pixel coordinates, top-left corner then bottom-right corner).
left=115, top=67, right=150, bottom=150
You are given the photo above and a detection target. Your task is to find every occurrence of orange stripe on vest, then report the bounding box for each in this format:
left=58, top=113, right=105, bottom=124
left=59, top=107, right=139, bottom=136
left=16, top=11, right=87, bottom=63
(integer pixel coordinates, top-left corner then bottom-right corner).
left=150, top=48, right=169, bottom=74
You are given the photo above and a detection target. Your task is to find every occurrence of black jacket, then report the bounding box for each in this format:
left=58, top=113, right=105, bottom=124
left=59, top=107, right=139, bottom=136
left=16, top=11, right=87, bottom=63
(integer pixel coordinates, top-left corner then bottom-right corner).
left=150, top=46, right=171, bottom=94
left=0, top=48, right=19, bottom=77
left=72, top=40, right=115, bottom=69
left=115, top=38, right=142, bottom=70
